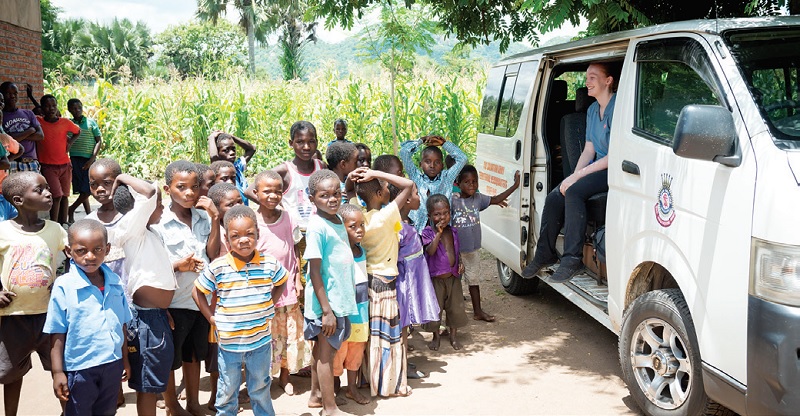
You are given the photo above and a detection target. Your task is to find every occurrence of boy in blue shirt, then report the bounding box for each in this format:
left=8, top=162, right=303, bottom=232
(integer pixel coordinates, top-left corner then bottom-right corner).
left=207, top=131, right=256, bottom=205
left=44, top=219, right=132, bottom=416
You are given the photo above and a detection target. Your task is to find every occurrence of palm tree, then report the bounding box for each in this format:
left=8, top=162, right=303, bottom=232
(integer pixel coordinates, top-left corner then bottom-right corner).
left=274, top=3, right=317, bottom=80
left=73, top=19, right=152, bottom=81
left=196, top=0, right=270, bottom=75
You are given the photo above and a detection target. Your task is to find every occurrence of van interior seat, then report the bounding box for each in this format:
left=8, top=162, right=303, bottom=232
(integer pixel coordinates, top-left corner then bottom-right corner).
left=558, top=86, right=606, bottom=227
left=545, top=80, right=573, bottom=189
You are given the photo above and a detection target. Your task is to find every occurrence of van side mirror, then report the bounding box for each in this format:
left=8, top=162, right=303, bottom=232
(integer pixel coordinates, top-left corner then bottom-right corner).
left=672, top=105, right=741, bottom=167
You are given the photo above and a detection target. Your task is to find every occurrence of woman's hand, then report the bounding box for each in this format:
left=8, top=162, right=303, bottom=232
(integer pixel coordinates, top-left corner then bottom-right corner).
left=559, top=173, right=580, bottom=196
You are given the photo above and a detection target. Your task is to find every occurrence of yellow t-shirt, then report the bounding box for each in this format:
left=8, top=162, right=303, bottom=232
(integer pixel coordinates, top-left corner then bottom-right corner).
left=362, top=201, right=402, bottom=277
left=0, top=220, right=68, bottom=316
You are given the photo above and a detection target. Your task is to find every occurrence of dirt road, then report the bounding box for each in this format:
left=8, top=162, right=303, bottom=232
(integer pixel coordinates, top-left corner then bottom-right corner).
left=5, top=250, right=640, bottom=415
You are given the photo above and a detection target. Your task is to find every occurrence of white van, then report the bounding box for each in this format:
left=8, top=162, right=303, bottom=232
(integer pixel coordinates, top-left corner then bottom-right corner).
left=477, top=17, right=800, bottom=416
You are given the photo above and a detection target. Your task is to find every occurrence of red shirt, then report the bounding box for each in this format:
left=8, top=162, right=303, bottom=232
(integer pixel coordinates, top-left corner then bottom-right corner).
left=36, top=117, right=80, bottom=165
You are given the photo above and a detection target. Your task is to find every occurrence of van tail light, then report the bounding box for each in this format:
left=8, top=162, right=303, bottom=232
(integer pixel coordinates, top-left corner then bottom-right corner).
left=750, top=238, right=800, bottom=306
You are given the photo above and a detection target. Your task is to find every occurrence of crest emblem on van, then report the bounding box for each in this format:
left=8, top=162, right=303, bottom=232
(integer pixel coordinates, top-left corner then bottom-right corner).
left=655, top=173, right=675, bottom=227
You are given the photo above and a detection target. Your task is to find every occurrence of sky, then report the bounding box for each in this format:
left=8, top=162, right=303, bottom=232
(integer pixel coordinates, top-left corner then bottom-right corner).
left=51, top=0, right=359, bottom=43
left=51, top=0, right=581, bottom=45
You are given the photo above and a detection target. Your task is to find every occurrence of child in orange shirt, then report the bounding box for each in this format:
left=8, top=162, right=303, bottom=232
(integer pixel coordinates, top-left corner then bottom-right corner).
left=36, top=95, right=80, bottom=225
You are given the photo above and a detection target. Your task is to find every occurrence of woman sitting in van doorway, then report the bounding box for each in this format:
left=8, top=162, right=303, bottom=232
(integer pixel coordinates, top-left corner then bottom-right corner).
left=522, top=62, right=619, bottom=283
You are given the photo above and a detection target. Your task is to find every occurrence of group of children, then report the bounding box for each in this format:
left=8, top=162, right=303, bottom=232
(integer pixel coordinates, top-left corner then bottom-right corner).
left=0, top=116, right=520, bottom=416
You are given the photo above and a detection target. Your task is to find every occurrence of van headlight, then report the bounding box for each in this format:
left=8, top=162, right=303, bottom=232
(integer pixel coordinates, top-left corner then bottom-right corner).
left=750, top=238, right=800, bottom=306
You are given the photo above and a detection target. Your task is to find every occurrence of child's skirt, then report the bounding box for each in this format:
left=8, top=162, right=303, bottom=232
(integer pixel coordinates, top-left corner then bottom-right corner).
left=397, top=222, right=441, bottom=327
left=271, top=302, right=311, bottom=376
left=368, top=274, right=407, bottom=397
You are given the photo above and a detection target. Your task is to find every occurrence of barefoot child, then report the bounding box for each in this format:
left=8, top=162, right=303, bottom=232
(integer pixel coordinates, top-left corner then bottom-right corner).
left=304, top=169, right=357, bottom=415
left=325, top=140, right=358, bottom=205
left=66, top=98, right=102, bottom=224
left=208, top=131, right=256, bottom=205
left=353, top=167, right=415, bottom=397
left=110, top=176, right=179, bottom=416
left=36, top=95, right=81, bottom=225
left=453, top=165, right=520, bottom=322
left=193, top=205, right=287, bottom=415
left=332, top=203, right=370, bottom=405
left=422, top=194, right=468, bottom=351
left=399, top=135, right=466, bottom=232
left=273, top=121, right=326, bottom=230
left=151, top=160, right=220, bottom=416
left=251, top=170, right=309, bottom=396
left=44, top=219, right=132, bottom=416
left=0, top=172, right=68, bottom=416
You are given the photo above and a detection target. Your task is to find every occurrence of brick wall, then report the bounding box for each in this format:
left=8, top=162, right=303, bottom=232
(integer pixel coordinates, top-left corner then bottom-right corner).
left=0, top=20, right=43, bottom=106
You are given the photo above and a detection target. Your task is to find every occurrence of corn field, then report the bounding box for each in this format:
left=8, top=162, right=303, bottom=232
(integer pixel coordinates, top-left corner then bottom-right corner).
left=45, top=67, right=484, bottom=179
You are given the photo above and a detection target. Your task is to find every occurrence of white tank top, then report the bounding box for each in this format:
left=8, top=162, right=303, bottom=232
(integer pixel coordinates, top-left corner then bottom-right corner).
left=281, top=159, right=324, bottom=230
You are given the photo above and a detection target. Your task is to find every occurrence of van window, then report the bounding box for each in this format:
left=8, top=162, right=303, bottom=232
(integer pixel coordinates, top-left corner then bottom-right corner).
left=725, top=28, right=800, bottom=148
left=634, top=38, right=724, bottom=145
left=479, top=61, right=538, bottom=137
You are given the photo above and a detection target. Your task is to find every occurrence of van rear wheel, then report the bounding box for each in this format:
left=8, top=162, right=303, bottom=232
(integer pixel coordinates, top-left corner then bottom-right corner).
left=497, top=260, right=538, bottom=295
left=619, top=289, right=734, bottom=416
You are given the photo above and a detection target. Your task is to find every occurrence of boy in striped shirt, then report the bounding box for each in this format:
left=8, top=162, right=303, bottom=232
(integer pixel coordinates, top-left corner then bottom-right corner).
left=193, top=205, right=287, bottom=415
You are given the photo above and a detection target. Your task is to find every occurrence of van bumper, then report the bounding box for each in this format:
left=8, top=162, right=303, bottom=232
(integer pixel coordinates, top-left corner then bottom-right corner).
left=745, top=295, right=800, bottom=415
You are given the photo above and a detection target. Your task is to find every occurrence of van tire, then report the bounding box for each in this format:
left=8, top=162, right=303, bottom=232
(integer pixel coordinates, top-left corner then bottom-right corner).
left=619, top=289, right=725, bottom=416
left=497, top=259, right=538, bottom=295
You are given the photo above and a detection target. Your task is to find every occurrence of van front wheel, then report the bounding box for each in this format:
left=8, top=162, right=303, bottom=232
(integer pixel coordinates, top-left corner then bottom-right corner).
left=619, top=289, right=716, bottom=416
left=497, top=260, right=538, bottom=295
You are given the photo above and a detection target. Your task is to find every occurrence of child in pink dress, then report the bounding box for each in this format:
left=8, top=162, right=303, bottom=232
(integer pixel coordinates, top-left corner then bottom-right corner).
left=253, top=169, right=309, bottom=395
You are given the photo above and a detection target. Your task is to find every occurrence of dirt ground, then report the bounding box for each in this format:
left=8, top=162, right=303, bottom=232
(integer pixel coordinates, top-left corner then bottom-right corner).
left=4, top=245, right=642, bottom=416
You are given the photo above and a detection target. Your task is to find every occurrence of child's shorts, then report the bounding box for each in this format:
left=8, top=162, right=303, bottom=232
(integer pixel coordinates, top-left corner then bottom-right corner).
left=128, top=308, right=173, bottom=393
left=0, top=313, right=51, bottom=384
left=303, top=316, right=350, bottom=350
left=65, top=359, right=123, bottom=416
left=423, top=276, right=468, bottom=332
left=168, top=308, right=209, bottom=370
left=70, top=156, right=91, bottom=194
left=332, top=340, right=366, bottom=377
left=40, top=163, right=71, bottom=198
left=205, top=342, right=218, bottom=374
left=460, top=250, right=482, bottom=287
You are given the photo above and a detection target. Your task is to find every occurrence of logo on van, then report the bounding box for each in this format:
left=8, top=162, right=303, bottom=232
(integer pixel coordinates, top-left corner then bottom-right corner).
left=655, top=174, right=676, bottom=227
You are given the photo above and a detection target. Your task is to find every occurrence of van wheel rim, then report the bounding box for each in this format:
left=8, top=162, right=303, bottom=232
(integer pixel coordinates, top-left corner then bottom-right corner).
left=630, top=318, right=692, bottom=410
left=498, top=262, right=512, bottom=285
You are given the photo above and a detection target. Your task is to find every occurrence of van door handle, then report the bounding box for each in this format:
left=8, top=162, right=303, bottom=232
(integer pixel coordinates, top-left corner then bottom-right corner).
left=515, top=140, right=522, bottom=160
left=622, top=160, right=640, bottom=175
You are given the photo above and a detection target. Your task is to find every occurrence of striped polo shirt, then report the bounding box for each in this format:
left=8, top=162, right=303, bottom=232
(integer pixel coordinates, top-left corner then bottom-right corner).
left=195, top=251, right=287, bottom=352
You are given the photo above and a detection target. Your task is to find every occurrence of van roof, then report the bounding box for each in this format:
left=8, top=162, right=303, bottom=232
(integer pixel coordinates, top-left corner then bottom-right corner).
left=498, top=16, right=800, bottom=65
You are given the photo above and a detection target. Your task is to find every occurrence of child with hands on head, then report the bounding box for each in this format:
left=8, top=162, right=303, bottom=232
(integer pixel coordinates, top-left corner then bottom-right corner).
left=452, top=165, right=520, bottom=323
left=352, top=165, right=415, bottom=398
left=0, top=172, right=68, bottom=416
left=251, top=169, right=309, bottom=396
left=399, top=135, right=467, bottom=232
left=303, top=169, right=357, bottom=416
left=109, top=174, right=180, bottom=416
left=193, top=205, right=287, bottom=415
left=422, top=194, right=468, bottom=351
left=150, top=160, right=220, bottom=416
left=207, top=131, right=256, bottom=205
left=372, top=156, right=440, bottom=356
left=44, top=219, right=132, bottom=416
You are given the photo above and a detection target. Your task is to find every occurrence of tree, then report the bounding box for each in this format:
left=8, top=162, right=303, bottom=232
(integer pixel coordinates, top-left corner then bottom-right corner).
left=155, top=21, right=247, bottom=80
left=358, top=4, right=436, bottom=153
left=273, top=3, right=318, bottom=81
left=311, top=0, right=793, bottom=52
left=72, top=19, right=153, bottom=81
left=196, top=0, right=272, bottom=75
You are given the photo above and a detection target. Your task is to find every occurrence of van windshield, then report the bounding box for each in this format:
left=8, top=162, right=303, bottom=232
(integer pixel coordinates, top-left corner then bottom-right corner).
left=726, top=28, right=800, bottom=149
